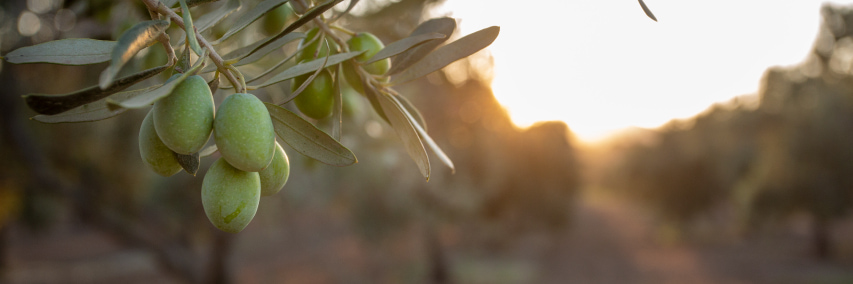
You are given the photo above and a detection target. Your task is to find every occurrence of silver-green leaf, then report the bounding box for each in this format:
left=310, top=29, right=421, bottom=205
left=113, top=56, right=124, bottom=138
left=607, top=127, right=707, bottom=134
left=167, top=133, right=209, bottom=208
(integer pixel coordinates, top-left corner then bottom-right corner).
left=265, top=103, right=357, bottom=166
left=5, top=39, right=115, bottom=65
left=389, top=94, right=453, bottom=173
left=31, top=85, right=161, bottom=123
left=374, top=90, right=430, bottom=180
left=252, top=51, right=363, bottom=89
left=24, top=65, right=168, bottom=115
left=99, top=20, right=170, bottom=90
left=179, top=0, right=204, bottom=56
left=391, top=26, right=499, bottom=86
left=365, top=32, right=445, bottom=65
left=106, top=51, right=207, bottom=110
left=387, top=17, right=456, bottom=75
left=176, top=0, right=241, bottom=46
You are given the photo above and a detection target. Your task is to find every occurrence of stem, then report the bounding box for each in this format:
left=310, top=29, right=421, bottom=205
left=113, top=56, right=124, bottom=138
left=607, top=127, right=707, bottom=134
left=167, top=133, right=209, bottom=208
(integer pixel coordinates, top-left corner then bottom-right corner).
left=141, top=0, right=241, bottom=91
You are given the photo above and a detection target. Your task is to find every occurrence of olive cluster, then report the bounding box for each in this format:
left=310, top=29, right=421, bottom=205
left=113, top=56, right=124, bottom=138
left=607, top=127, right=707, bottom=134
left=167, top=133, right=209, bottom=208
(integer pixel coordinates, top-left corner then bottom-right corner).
left=292, top=27, right=390, bottom=120
left=138, top=75, right=290, bottom=233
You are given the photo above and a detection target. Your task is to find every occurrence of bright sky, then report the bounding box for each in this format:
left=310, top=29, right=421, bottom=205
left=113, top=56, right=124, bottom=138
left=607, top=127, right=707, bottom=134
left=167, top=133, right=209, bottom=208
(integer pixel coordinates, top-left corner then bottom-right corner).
left=437, top=0, right=853, bottom=142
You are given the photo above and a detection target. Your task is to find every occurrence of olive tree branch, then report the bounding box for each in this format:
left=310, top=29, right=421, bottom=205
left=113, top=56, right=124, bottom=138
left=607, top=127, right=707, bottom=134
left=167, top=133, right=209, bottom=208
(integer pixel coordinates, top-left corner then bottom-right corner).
left=140, top=0, right=245, bottom=93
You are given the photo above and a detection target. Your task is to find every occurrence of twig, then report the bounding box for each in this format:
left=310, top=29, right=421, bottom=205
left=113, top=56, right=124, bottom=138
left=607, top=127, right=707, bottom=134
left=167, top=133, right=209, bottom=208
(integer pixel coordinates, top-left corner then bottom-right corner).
left=141, top=0, right=245, bottom=93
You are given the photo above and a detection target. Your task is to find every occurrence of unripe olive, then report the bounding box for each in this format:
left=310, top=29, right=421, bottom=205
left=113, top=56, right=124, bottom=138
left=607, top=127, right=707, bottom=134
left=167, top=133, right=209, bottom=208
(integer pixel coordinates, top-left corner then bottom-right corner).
left=259, top=141, right=290, bottom=196
left=201, top=157, right=260, bottom=233
left=213, top=93, right=276, bottom=172
left=262, top=3, right=294, bottom=36
left=139, top=109, right=182, bottom=177
left=296, top=27, right=339, bottom=63
left=153, top=75, right=215, bottom=154
left=343, top=32, right=390, bottom=94
left=347, top=32, right=390, bottom=75
left=292, top=68, right=334, bottom=120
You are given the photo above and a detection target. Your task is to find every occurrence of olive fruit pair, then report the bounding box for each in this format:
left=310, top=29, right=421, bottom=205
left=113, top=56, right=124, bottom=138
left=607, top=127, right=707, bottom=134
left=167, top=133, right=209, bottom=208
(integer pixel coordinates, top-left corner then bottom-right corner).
left=139, top=74, right=213, bottom=176
left=202, top=141, right=289, bottom=233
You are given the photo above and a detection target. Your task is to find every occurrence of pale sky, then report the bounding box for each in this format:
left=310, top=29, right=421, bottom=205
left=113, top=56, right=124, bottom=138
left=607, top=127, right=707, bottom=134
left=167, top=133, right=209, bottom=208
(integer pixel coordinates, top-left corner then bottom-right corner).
left=437, top=0, right=853, bottom=142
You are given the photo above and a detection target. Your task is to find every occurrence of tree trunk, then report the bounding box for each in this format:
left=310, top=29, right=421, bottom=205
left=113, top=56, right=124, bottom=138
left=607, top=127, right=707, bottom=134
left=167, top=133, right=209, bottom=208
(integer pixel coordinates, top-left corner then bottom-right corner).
left=813, top=216, right=831, bottom=260
left=204, top=229, right=236, bottom=284
left=425, top=224, right=450, bottom=284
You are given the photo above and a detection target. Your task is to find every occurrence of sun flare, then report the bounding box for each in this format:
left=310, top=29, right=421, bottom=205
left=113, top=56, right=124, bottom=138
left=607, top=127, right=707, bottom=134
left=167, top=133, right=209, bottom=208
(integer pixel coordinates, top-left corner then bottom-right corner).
left=437, top=0, right=850, bottom=143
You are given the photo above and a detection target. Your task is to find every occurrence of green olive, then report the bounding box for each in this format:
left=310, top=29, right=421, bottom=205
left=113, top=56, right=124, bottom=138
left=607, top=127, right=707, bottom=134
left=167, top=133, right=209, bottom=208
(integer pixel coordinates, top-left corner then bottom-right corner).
left=347, top=32, right=390, bottom=75
left=292, top=69, right=334, bottom=120
left=343, top=32, right=390, bottom=94
left=213, top=93, right=276, bottom=172
left=262, top=3, right=294, bottom=36
left=153, top=74, right=215, bottom=155
left=201, top=157, right=260, bottom=233
left=296, top=27, right=339, bottom=63
left=139, top=109, right=182, bottom=177
left=259, top=141, right=290, bottom=196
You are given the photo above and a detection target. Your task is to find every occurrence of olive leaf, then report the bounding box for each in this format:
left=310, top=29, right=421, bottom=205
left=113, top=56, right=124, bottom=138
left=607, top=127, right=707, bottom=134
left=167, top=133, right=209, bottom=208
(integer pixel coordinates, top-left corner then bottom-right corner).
left=210, top=0, right=289, bottom=44
left=251, top=51, right=363, bottom=89
left=374, top=91, right=430, bottom=180
left=174, top=152, right=201, bottom=176
left=264, top=103, right=357, bottom=166
left=365, top=32, right=445, bottom=65
left=31, top=85, right=161, bottom=123
left=387, top=17, right=456, bottom=75
left=639, top=0, right=657, bottom=22
left=106, top=50, right=208, bottom=110
left=202, top=32, right=304, bottom=73
left=4, top=39, right=115, bottom=65
left=99, top=20, right=170, bottom=90
left=176, top=0, right=241, bottom=46
left=389, top=94, right=453, bottom=173
left=24, top=65, right=168, bottom=115
left=179, top=0, right=204, bottom=56
left=248, top=0, right=342, bottom=57
left=391, top=26, right=499, bottom=86
left=395, top=94, right=427, bottom=132
left=165, top=0, right=221, bottom=8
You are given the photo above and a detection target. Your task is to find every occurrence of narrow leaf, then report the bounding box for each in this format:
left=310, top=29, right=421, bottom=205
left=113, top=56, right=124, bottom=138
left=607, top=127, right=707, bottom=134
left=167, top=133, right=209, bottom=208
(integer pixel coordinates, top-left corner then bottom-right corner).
left=174, top=152, right=200, bottom=175
left=365, top=32, right=445, bottom=65
left=24, top=66, right=168, bottom=115
left=175, top=45, right=191, bottom=73
left=248, top=0, right=342, bottom=57
left=234, top=32, right=304, bottom=66
left=387, top=17, right=456, bottom=75
left=31, top=85, right=161, bottom=123
left=5, top=39, right=115, bottom=65
left=253, top=51, right=363, bottom=89
left=375, top=91, right=430, bottom=179
left=391, top=26, right=499, bottom=86
left=639, top=0, right=657, bottom=22
left=265, top=103, right=357, bottom=166
left=180, top=0, right=204, bottom=56
left=176, top=0, right=241, bottom=46
left=106, top=51, right=207, bottom=110
left=211, top=0, right=289, bottom=44
left=202, top=32, right=304, bottom=73
left=395, top=94, right=427, bottom=132
left=389, top=94, right=453, bottom=173
left=99, top=20, right=170, bottom=89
